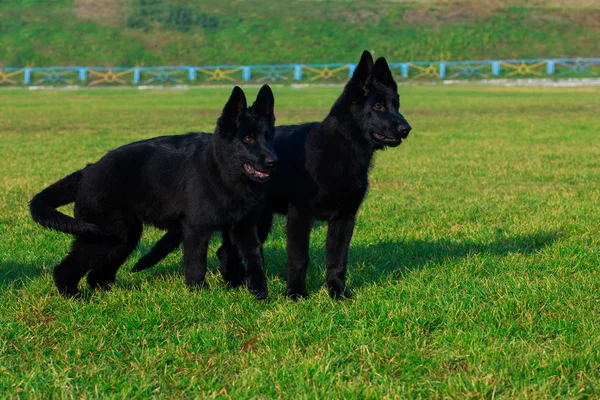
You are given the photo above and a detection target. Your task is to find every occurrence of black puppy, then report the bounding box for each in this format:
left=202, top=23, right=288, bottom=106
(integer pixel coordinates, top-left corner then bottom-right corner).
left=30, top=85, right=277, bottom=299
left=134, top=51, right=411, bottom=299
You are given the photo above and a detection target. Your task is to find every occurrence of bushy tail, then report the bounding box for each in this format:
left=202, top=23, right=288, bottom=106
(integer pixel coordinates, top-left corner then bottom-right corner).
left=30, top=170, right=109, bottom=238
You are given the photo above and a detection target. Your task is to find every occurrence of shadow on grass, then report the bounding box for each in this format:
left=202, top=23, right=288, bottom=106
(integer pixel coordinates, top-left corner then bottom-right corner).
left=342, top=230, right=564, bottom=291
left=3, top=229, right=562, bottom=294
left=0, top=261, right=46, bottom=289
left=133, top=229, right=564, bottom=294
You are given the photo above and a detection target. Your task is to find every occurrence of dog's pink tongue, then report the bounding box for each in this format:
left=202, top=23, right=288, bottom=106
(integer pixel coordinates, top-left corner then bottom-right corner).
left=244, top=164, right=256, bottom=174
left=245, top=163, right=270, bottom=178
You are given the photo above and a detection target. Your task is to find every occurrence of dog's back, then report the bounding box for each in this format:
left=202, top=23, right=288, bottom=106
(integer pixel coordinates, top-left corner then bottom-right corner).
left=75, top=132, right=209, bottom=229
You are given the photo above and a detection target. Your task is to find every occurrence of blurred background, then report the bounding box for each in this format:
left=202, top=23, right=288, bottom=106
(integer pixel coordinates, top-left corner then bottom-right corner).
left=1, top=0, right=598, bottom=68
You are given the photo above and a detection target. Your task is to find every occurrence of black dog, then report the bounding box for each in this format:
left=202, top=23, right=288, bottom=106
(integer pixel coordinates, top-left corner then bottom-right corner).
left=30, top=85, right=277, bottom=299
left=133, top=51, right=411, bottom=299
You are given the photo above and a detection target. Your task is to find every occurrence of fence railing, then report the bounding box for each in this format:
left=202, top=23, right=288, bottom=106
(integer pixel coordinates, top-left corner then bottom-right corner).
left=1, top=58, right=599, bottom=86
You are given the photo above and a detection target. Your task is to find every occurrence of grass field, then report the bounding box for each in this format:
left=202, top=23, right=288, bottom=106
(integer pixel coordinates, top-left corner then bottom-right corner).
left=1, top=85, right=600, bottom=398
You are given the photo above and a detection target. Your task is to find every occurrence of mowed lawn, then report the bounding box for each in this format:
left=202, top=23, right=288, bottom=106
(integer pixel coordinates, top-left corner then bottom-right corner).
left=1, top=85, right=599, bottom=398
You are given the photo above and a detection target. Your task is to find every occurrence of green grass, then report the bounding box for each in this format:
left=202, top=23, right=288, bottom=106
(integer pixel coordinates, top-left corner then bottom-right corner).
left=0, top=0, right=599, bottom=67
left=1, top=85, right=600, bottom=397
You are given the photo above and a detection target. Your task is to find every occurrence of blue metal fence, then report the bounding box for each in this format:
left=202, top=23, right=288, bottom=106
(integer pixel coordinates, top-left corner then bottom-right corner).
left=1, top=58, right=599, bottom=86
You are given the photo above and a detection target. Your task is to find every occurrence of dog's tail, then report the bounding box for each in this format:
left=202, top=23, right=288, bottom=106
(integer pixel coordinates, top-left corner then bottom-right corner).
left=30, top=170, right=108, bottom=238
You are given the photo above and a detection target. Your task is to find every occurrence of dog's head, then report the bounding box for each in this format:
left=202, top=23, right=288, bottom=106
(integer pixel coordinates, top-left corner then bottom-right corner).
left=214, top=85, right=277, bottom=183
left=339, top=50, right=412, bottom=149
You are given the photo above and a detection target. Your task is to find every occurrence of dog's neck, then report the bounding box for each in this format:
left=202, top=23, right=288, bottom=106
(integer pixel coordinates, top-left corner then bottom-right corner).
left=201, top=138, right=265, bottom=201
left=305, top=114, right=376, bottom=179
left=321, top=112, right=377, bottom=156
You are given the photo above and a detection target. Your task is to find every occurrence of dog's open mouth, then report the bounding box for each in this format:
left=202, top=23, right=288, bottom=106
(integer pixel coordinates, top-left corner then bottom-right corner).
left=243, top=163, right=271, bottom=180
left=371, top=132, right=401, bottom=147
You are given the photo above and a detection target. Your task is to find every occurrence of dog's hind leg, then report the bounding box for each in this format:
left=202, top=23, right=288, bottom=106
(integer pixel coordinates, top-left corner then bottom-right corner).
left=53, top=203, right=126, bottom=297
left=257, top=212, right=273, bottom=244
left=132, top=229, right=181, bottom=272
left=231, top=217, right=267, bottom=300
left=86, top=222, right=142, bottom=291
left=217, top=230, right=244, bottom=288
left=256, top=211, right=273, bottom=262
left=217, top=212, right=273, bottom=288
left=182, top=223, right=211, bottom=289
left=285, top=206, right=314, bottom=299
left=53, top=237, right=97, bottom=297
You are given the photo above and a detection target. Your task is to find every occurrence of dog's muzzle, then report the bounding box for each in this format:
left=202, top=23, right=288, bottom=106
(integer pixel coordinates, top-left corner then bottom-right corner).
left=398, top=123, right=411, bottom=139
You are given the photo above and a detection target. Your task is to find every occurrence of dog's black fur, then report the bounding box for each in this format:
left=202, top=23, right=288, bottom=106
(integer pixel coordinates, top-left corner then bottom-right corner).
left=134, top=50, right=411, bottom=299
left=30, top=85, right=277, bottom=299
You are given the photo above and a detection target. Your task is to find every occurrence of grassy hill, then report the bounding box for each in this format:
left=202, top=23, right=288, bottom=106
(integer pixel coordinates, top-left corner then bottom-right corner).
left=0, top=0, right=599, bottom=67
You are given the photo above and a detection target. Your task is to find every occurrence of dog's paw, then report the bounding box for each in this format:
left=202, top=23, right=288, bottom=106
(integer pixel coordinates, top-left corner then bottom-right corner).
left=186, top=278, right=208, bottom=291
left=327, top=282, right=353, bottom=300
left=218, top=260, right=246, bottom=288
left=221, top=265, right=246, bottom=289
left=224, top=276, right=246, bottom=289
left=87, top=269, right=116, bottom=291
left=251, top=288, right=268, bottom=301
left=247, top=275, right=268, bottom=300
left=286, top=288, right=309, bottom=300
left=57, top=287, right=82, bottom=299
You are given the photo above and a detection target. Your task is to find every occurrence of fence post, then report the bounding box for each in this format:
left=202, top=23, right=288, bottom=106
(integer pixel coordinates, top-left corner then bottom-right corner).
left=24, top=68, right=31, bottom=85
left=242, top=66, right=251, bottom=82
left=439, top=62, right=446, bottom=79
left=78, top=67, right=87, bottom=84
left=133, top=68, right=140, bottom=85
left=492, top=61, right=500, bottom=76
left=188, top=67, right=196, bottom=82
left=546, top=60, right=555, bottom=75
left=401, top=63, right=409, bottom=78
left=349, top=63, right=356, bottom=78
left=294, top=65, right=302, bottom=81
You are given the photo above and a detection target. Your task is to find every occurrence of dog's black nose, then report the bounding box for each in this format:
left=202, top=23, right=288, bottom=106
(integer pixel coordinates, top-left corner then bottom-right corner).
left=265, top=157, right=278, bottom=169
left=398, top=124, right=411, bottom=139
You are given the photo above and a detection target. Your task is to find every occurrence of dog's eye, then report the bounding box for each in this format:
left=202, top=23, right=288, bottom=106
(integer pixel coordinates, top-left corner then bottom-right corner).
left=243, top=136, right=255, bottom=144
left=373, top=103, right=384, bottom=111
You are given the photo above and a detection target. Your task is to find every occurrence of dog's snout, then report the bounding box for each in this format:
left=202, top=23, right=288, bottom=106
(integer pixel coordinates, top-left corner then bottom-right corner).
left=265, top=155, right=278, bottom=169
left=398, top=123, right=411, bottom=139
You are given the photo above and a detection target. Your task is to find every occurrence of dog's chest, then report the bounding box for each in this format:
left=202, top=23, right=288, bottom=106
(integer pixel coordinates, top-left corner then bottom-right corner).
left=220, top=199, right=253, bottom=223
left=311, top=173, right=368, bottom=219
left=209, top=192, right=261, bottom=227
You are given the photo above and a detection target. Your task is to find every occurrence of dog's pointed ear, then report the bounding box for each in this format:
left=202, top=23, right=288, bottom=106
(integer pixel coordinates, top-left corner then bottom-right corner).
left=218, top=86, right=247, bottom=131
left=251, top=84, right=275, bottom=125
left=373, top=57, right=397, bottom=92
left=348, top=50, right=374, bottom=97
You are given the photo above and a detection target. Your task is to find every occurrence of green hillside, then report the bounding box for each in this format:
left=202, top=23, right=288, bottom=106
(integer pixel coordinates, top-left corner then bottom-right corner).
left=0, top=0, right=599, bottom=67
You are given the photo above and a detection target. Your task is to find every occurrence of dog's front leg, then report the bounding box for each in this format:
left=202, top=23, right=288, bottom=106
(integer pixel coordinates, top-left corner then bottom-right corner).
left=325, top=216, right=355, bottom=299
left=285, top=205, right=314, bottom=299
left=230, top=218, right=267, bottom=300
left=182, top=223, right=211, bottom=289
